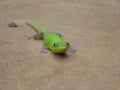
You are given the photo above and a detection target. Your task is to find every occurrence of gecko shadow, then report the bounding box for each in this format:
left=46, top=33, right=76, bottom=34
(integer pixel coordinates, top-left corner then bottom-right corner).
left=52, top=53, right=69, bottom=59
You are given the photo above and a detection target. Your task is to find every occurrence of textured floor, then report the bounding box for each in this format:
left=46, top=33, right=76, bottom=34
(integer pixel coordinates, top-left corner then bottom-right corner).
left=0, top=0, right=120, bottom=90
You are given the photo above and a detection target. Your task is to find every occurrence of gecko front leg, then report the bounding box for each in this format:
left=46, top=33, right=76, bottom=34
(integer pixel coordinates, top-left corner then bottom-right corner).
left=67, top=42, right=76, bottom=53
left=41, top=44, right=47, bottom=54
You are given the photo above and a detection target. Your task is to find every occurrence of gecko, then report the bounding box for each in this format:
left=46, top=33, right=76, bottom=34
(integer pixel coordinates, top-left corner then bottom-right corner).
left=26, top=22, right=76, bottom=53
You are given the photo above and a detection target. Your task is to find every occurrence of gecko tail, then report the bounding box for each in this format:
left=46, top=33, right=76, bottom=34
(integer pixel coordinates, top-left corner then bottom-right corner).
left=26, top=22, right=48, bottom=33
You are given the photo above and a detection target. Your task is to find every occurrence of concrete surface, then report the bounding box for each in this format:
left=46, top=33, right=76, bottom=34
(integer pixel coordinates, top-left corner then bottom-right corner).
left=0, top=0, right=120, bottom=90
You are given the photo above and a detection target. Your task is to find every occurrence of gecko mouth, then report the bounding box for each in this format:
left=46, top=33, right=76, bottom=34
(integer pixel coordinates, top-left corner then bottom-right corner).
left=53, top=47, right=68, bottom=53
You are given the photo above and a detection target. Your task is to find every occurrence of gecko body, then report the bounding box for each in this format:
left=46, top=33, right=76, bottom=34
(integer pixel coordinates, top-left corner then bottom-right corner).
left=26, top=22, right=76, bottom=53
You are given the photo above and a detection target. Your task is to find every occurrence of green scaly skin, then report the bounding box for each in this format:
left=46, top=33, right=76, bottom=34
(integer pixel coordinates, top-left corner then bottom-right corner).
left=26, top=22, right=76, bottom=53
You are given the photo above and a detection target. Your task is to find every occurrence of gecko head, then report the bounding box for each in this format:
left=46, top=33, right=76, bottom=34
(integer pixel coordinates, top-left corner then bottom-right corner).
left=51, top=41, right=69, bottom=53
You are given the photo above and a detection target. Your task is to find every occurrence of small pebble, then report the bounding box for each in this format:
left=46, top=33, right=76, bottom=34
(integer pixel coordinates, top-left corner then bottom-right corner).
left=8, top=22, right=18, bottom=27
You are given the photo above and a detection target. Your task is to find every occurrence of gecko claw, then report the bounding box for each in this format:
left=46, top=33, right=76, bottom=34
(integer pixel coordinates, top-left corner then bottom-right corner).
left=41, top=45, right=47, bottom=54
left=41, top=50, right=47, bottom=54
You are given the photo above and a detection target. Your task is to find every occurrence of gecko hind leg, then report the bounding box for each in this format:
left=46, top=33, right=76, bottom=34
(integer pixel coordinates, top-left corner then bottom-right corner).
left=26, top=32, right=43, bottom=40
left=56, top=33, right=62, bottom=37
left=34, top=34, right=43, bottom=40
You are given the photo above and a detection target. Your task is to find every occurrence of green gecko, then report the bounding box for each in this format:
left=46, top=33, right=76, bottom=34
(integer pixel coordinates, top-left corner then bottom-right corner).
left=26, top=22, right=76, bottom=53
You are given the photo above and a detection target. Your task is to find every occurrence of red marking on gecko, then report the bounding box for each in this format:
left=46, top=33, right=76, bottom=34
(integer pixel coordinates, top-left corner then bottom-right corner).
left=45, top=32, right=55, bottom=34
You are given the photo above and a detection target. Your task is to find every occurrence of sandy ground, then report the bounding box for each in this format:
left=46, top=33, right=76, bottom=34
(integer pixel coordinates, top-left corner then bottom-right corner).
left=0, top=0, right=120, bottom=90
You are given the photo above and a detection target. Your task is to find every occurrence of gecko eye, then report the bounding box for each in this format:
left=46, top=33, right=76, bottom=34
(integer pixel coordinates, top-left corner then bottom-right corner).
left=53, top=42, right=58, bottom=47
